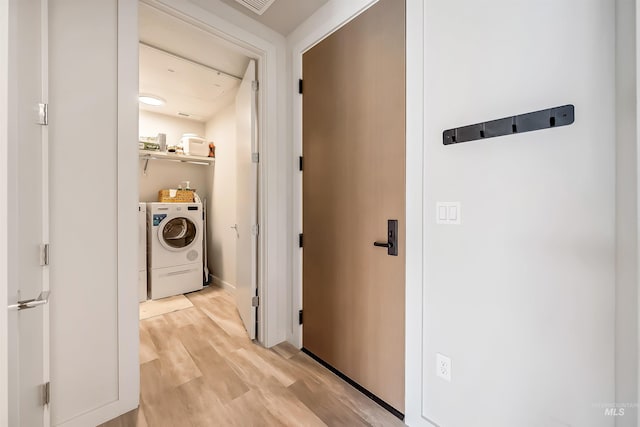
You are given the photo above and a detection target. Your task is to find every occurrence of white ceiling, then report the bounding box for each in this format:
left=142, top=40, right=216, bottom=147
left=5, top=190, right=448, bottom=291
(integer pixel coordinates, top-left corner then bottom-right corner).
left=139, top=3, right=251, bottom=122
left=139, top=44, right=241, bottom=122
left=199, top=0, right=329, bottom=35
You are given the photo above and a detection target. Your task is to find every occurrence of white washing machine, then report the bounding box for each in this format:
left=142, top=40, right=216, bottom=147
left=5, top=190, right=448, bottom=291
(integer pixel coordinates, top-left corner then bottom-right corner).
left=147, top=202, right=203, bottom=300
left=138, top=203, right=147, bottom=302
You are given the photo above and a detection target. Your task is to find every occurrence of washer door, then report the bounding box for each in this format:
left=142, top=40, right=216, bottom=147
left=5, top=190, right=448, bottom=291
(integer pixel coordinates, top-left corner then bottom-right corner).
left=158, top=216, right=199, bottom=251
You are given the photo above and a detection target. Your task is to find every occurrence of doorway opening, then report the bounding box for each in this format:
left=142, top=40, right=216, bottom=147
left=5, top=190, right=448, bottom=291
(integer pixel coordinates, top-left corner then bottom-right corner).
left=136, top=2, right=262, bottom=340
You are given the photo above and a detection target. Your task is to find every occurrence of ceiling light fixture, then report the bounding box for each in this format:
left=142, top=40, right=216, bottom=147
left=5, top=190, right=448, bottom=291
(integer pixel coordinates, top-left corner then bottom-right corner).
left=138, top=94, right=165, bottom=106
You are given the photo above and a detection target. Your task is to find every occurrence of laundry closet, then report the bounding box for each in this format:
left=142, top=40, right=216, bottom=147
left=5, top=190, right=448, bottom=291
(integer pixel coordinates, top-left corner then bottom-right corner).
left=136, top=3, right=255, bottom=310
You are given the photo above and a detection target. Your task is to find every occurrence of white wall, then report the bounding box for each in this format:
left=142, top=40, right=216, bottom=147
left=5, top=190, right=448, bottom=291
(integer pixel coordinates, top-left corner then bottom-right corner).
left=290, top=0, right=620, bottom=426
left=138, top=110, right=208, bottom=202
left=615, top=1, right=638, bottom=425
left=205, top=102, right=238, bottom=290
left=48, top=0, right=139, bottom=426
left=420, top=1, right=615, bottom=426
left=49, top=2, right=120, bottom=422
left=139, top=109, right=205, bottom=149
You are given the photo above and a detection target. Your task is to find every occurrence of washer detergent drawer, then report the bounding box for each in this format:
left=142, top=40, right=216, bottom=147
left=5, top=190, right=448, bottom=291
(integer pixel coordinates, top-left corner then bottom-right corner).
left=149, top=264, right=202, bottom=300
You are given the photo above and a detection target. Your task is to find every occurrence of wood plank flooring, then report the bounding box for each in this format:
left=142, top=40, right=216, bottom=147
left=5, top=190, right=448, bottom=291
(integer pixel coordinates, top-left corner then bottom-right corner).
left=100, top=286, right=406, bottom=427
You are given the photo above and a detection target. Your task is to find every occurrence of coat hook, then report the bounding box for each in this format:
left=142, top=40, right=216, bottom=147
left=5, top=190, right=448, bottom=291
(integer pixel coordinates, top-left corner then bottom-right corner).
left=442, top=105, right=574, bottom=145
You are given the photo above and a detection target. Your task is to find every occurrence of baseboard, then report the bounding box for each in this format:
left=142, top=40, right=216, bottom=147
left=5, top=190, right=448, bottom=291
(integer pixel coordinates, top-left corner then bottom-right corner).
left=211, top=274, right=236, bottom=293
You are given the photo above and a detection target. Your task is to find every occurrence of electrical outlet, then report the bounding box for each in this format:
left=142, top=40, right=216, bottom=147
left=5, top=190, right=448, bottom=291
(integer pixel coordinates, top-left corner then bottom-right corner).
left=436, top=353, right=451, bottom=382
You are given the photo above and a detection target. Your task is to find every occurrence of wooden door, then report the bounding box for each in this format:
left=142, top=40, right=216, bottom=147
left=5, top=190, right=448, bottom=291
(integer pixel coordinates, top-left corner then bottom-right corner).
left=302, top=0, right=406, bottom=414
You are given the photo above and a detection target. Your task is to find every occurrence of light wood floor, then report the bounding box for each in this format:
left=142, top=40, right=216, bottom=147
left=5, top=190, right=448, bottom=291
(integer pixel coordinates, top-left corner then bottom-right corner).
left=100, top=286, right=406, bottom=427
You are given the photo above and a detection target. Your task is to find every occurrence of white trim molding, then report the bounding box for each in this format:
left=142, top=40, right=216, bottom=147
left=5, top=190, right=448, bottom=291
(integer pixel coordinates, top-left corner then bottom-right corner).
left=115, top=0, right=141, bottom=417
left=404, top=0, right=428, bottom=425
left=0, top=0, right=9, bottom=424
left=636, top=0, right=640, bottom=422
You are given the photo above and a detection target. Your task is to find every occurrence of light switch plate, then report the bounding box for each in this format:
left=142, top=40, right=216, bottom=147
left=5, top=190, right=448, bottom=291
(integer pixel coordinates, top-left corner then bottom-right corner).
left=436, top=202, right=461, bottom=225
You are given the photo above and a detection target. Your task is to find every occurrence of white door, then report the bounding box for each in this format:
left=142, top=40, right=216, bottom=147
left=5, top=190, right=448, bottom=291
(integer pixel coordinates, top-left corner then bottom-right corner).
left=235, top=59, right=258, bottom=339
left=7, top=0, right=50, bottom=425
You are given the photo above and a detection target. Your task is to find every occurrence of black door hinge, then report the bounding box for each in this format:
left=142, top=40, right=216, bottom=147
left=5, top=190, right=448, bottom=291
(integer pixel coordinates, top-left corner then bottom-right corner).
left=299, top=156, right=303, bottom=171
left=299, top=309, right=303, bottom=325
left=298, top=79, right=303, bottom=94
left=299, top=233, right=304, bottom=248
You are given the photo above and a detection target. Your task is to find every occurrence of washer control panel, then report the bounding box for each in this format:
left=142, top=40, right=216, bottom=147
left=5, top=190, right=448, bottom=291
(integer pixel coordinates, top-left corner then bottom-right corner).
left=152, top=214, right=167, bottom=226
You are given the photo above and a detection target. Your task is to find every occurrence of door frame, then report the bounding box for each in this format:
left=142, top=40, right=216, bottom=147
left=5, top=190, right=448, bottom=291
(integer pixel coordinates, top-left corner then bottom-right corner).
left=289, top=0, right=426, bottom=422
left=142, top=0, right=288, bottom=346
left=1, top=0, right=53, bottom=424
left=0, top=0, right=9, bottom=425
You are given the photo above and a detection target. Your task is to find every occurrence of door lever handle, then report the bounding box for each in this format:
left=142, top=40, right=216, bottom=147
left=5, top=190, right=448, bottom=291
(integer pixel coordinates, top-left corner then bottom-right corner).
left=8, top=291, right=50, bottom=311
left=373, top=220, right=398, bottom=256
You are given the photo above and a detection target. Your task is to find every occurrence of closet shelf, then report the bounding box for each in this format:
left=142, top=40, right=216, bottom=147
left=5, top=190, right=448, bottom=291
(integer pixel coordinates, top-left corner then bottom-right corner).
left=139, top=150, right=214, bottom=175
left=139, top=150, right=215, bottom=166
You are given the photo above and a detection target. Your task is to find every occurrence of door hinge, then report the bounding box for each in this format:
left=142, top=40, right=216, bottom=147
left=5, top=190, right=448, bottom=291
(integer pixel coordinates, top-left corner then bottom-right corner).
left=43, top=382, right=50, bottom=406
left=251, top=224, right=259, bottom=236
left=252, top=152, right=259, bottom=163
left=298, top=233, right=303, bottom=248
left=298, top=309, right=303, bottom=325
left=38, top=103, right=48, bottom=126
left=252, top=296, right=259, bottom=307
left=40, top=243, right=50, bottom=266
left=299, top=156, right=303, bottom=171
left=298, top=79, right=303, bottom=94
left=252, top=80, right=259, bottom=91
